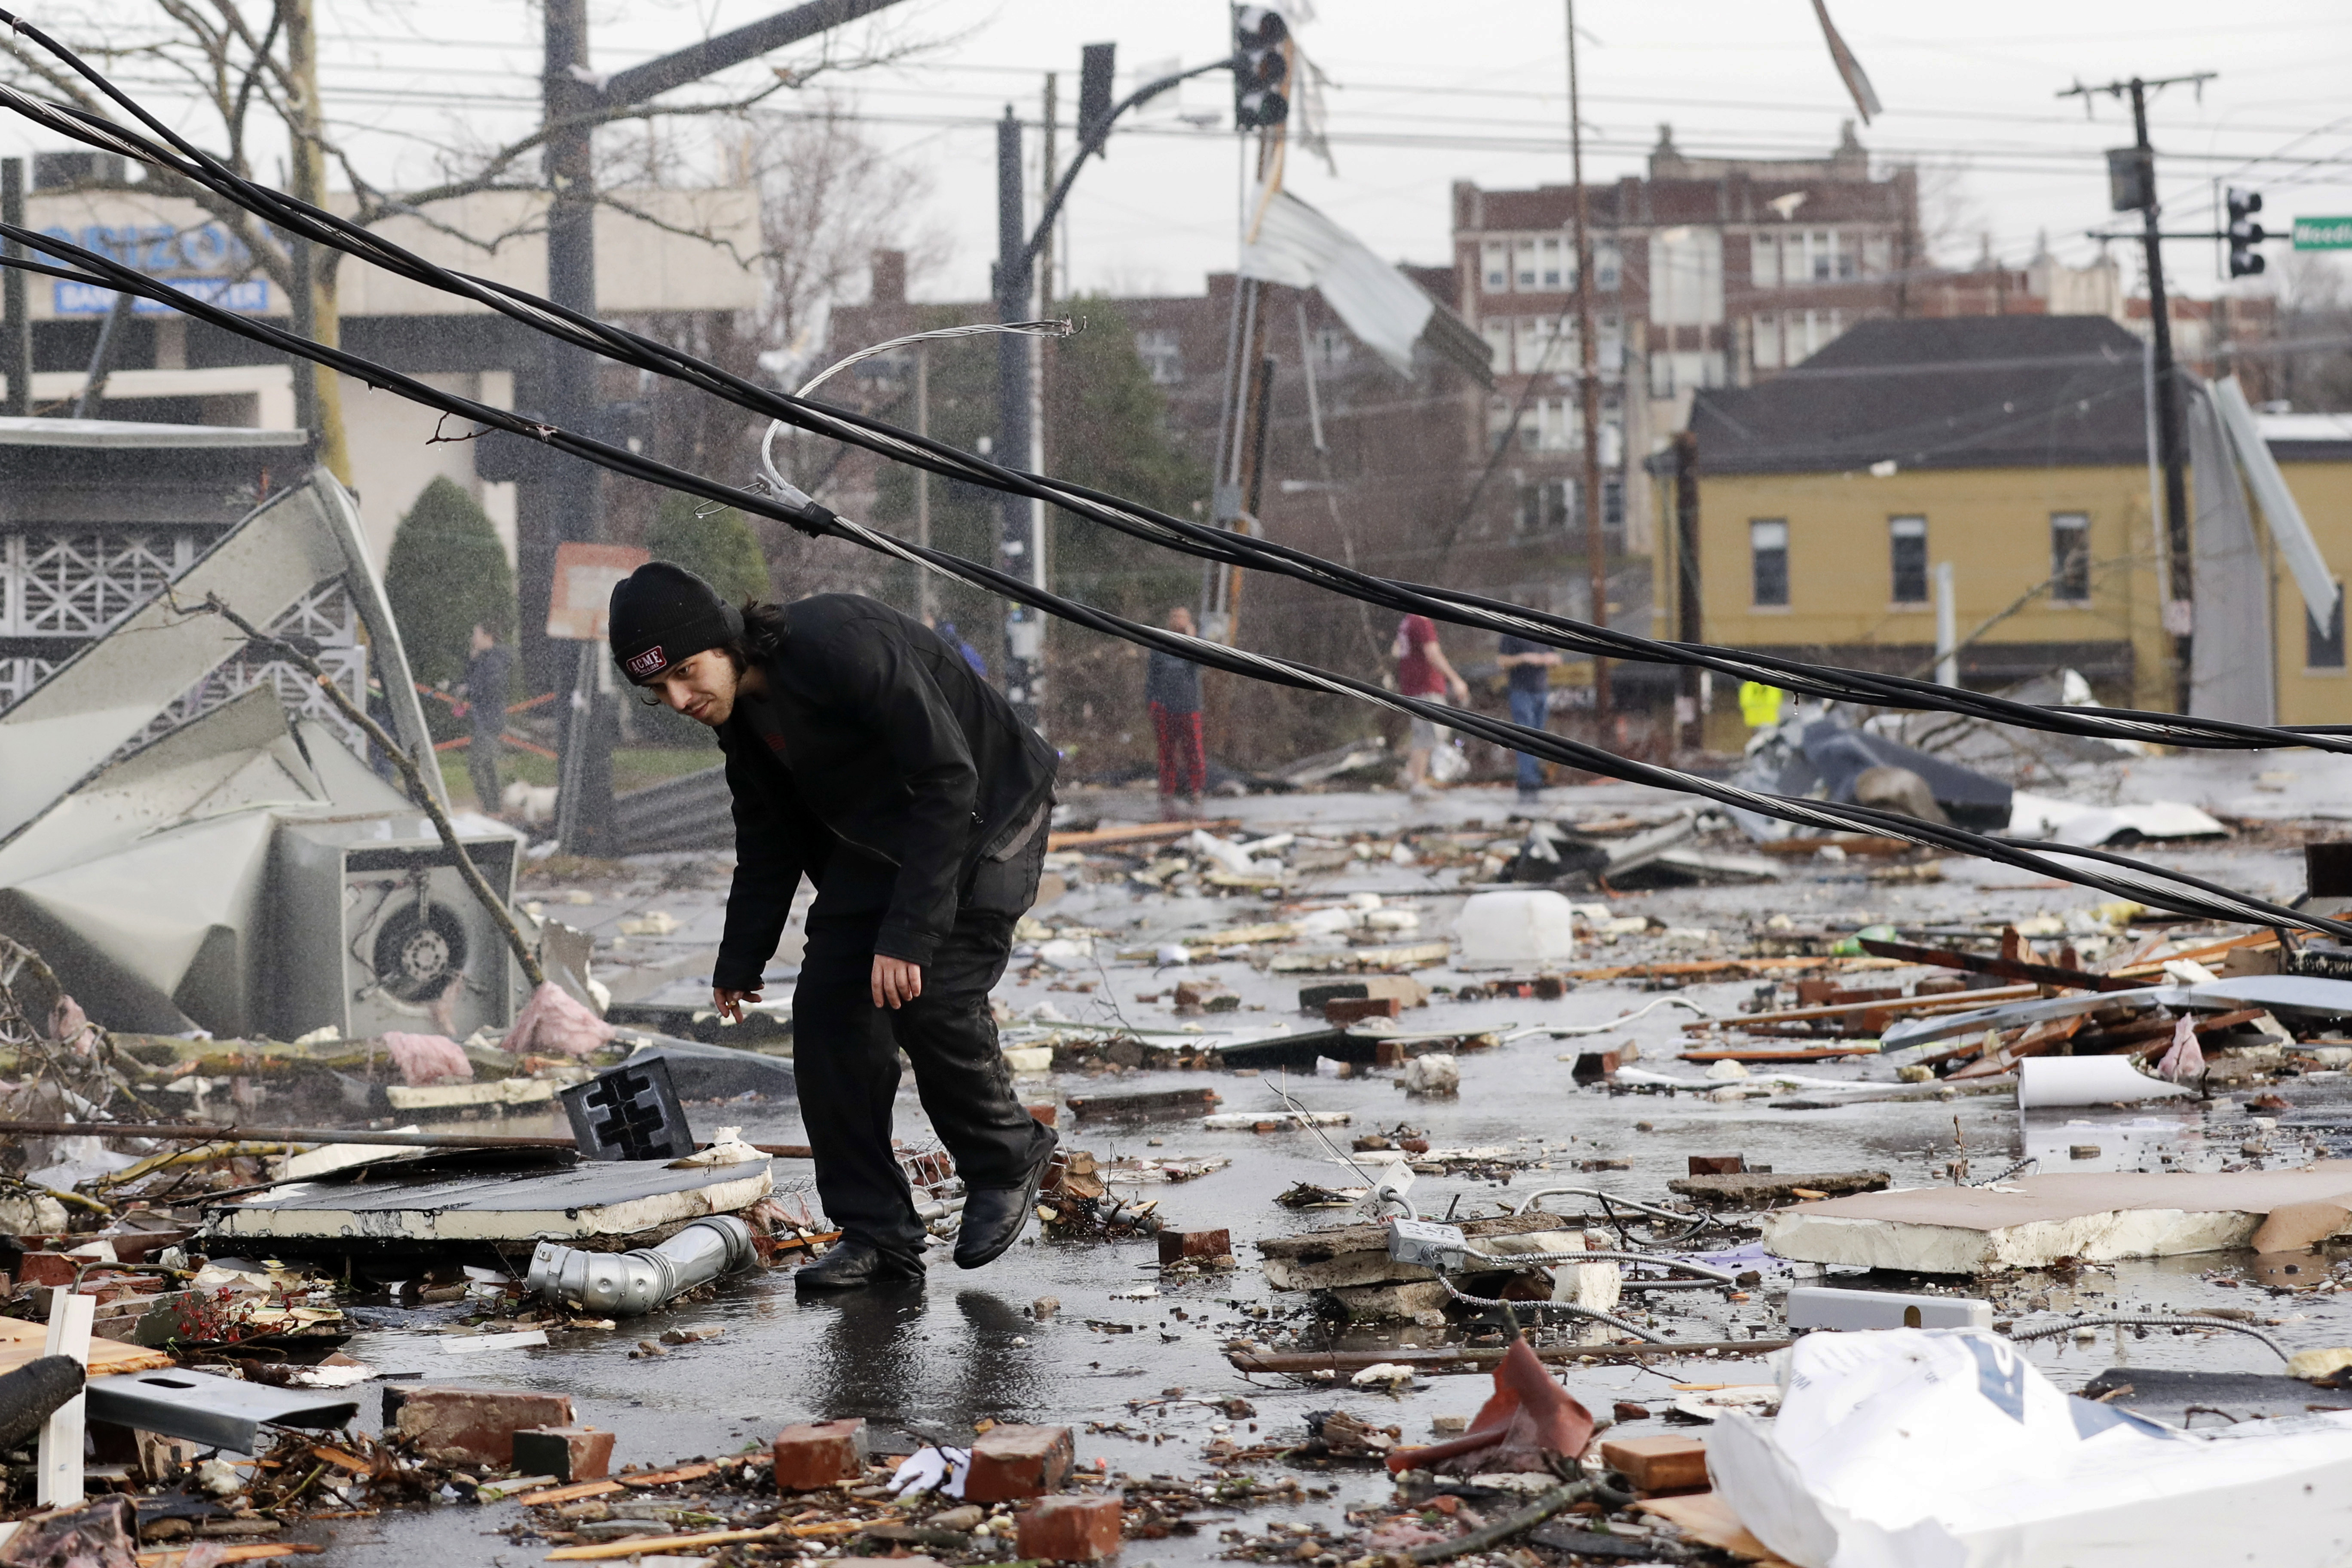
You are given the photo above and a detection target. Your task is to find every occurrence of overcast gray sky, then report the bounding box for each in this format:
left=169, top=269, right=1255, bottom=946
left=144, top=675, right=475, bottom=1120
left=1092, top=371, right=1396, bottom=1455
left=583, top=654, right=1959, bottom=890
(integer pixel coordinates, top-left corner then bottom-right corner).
left=19, top=0, right=2352, bottom=307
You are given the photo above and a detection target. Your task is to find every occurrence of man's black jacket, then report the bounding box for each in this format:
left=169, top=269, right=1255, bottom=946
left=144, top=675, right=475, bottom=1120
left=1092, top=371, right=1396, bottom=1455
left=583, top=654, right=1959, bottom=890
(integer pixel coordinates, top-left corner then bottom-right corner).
left=711, top=595, right=1057, bottom=988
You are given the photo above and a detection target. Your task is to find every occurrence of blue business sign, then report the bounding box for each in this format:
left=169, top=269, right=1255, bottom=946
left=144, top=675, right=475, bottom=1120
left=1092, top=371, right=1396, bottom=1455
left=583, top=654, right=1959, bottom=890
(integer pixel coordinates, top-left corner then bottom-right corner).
left=55, top=277, right=270, bottom=316
left=41, top=222, right=272, bottom=316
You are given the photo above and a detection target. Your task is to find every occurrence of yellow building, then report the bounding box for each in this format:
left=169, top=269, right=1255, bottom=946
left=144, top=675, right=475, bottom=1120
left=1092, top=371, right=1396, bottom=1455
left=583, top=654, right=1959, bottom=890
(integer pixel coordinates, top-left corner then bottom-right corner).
left=1655, top=316, right=2352, bottom=741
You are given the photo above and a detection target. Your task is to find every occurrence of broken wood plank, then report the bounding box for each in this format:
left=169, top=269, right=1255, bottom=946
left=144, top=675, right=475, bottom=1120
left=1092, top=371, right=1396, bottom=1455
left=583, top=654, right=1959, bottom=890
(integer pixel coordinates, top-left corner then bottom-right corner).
left=1679, top=1046, right=1881, bottom=1064
left=1948, top=1013, right=2084, bottom=1080
left=1858, top=937, right=2146, bottom=993
left=1227, top=1340, right=1791, bottom=1376
left=1046, top=819, right=1237, bottom=852
left=512, top=1480, right=625, bottom=1507
left=616, top=1462, right=718, bottom=1488
left=545, top=1524, right=786, bottom=1560
left=1636, top=1492, right=1792, bottom=1565
left=2116, top=1008, right=2267, bottom=1060
left=137, top=1549, right=324, bottom=1567
left=1755, top=836, right=1918, bottom=858
left=0, top=1316, right=171, bottom=1379
left=2108, top=930, right=2279, bottom=978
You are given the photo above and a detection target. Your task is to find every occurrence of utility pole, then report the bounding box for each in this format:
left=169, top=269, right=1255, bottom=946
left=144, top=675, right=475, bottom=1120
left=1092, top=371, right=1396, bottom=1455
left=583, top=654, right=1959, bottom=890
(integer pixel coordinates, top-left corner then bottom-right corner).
left=521, top=0, right=911, bottom=852
left=1566, top=0, right=1608, bottom=725
left=1, top=159, right=28, bottom=418
left=282, top=0, right=349, bottom=481
left=2060, top=70, right=2211, bottom=713
left=1030, top=72, right=1057, bottom=700
left=543, top=0, right=611, bottom=855
left=994, top=106, right=1044, bottom=725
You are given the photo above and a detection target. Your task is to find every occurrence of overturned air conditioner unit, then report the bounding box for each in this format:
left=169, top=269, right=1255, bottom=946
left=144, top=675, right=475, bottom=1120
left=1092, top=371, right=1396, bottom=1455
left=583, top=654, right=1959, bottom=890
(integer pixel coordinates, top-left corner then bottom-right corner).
left=0, top=447, right=523, bottom=1039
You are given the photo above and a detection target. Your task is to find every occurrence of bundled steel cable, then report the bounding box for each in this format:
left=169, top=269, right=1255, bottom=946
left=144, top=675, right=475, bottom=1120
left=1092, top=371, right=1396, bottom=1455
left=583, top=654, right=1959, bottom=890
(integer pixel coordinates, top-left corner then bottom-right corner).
left=0, top=27, right=2346, bottom=934
left=1, top=21, right=2350, bottom=760
left=13, top=220, right=2347, bottom=943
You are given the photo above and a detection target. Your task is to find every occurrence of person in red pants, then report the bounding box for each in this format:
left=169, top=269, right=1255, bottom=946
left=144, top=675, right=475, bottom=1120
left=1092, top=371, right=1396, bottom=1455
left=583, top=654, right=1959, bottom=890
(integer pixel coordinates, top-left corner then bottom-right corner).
left=1148, top=605, right=1206, bottom=817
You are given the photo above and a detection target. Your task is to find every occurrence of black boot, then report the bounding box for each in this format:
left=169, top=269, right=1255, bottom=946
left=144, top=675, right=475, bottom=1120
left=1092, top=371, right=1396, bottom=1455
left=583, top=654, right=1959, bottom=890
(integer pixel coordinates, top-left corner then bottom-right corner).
left=795, top=1237, right=926, bottom=1290
left=954, top=1130, right=1058, bottom=1270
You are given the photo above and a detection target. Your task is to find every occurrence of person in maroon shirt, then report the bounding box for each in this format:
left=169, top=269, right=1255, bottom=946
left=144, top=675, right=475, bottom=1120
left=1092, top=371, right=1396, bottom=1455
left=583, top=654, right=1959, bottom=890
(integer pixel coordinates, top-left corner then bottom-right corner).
left=1392, top=613, right=1468, bottom=796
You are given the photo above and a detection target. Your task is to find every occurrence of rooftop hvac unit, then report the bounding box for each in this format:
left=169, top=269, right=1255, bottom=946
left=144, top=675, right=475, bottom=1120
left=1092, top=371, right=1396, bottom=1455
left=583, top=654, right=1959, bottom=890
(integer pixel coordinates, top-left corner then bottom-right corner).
left=267, top=817, right=521, bottom=1041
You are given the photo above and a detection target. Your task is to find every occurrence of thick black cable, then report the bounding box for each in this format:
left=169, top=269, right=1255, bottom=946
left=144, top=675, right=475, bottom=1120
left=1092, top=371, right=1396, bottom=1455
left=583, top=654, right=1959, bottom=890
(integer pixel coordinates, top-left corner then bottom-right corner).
left=11, top=229, right=2349, bottom=942
left=0, top=34, right=2346, bottom=758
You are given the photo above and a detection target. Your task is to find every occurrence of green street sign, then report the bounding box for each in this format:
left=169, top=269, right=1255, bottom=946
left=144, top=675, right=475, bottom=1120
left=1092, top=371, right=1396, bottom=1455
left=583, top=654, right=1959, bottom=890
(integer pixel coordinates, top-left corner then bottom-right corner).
left=2293, top=216, right=2352, bottom=250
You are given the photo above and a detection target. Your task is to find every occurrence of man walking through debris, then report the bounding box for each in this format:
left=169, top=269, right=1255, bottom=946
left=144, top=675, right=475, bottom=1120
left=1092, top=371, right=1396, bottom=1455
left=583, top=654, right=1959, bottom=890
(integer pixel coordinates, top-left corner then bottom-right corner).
left=462, top=623, right=513, bottom=817
left=1394, top=611, right=1469, bottom=797
left=1148, top=605, right=1207, bottom=818
left=609, top=564, right=1060, bottom=1289
left=1496, top=631, right=1560, bottom=804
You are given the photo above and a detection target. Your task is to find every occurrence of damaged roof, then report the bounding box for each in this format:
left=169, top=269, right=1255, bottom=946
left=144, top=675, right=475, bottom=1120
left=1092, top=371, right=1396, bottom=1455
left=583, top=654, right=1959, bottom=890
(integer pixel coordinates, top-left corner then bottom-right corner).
left=1689, top=315, right=2152, bottom=476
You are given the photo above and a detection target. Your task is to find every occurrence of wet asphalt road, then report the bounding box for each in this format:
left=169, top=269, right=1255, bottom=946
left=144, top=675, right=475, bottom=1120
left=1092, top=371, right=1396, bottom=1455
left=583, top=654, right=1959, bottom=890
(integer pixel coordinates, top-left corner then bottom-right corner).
left=306, top=781, right=2352, bottom=1564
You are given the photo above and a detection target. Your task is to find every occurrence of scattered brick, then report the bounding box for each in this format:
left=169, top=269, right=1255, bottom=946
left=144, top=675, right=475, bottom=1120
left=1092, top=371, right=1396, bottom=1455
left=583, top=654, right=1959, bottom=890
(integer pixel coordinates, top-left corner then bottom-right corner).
left=771, top=1418, right=869, bottom=1489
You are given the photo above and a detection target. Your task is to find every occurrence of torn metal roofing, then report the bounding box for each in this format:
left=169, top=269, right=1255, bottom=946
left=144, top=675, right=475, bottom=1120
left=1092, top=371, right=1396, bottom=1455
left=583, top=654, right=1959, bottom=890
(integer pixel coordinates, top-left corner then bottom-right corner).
left=0, top=470, right=439, bottom=838
left=0, top=462, right=521, bottom=1038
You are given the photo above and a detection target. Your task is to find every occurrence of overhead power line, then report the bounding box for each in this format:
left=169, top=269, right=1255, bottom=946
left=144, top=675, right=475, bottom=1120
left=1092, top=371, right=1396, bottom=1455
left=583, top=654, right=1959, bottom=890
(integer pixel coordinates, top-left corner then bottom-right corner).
left=3, top=15, right=2350, bottom=938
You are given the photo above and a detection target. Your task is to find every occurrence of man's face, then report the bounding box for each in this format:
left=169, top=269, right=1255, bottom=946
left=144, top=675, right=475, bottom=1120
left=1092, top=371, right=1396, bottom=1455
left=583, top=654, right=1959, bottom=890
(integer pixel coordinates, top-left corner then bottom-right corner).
left=643, top=649, right=741, bottom=727
left=1168, top=606, right=1195, bottom=636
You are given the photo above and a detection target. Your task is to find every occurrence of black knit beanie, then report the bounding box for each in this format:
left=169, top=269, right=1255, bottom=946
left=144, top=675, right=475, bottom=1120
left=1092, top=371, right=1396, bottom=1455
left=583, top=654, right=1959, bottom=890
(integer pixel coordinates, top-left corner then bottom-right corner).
left=607, top=562, right=743, bottom=683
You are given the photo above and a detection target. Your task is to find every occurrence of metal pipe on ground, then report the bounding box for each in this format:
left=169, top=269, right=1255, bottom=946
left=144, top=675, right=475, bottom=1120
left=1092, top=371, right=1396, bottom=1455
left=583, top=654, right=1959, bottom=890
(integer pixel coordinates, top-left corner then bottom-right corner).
left=525, top=1215, right=756, bottom=1315
left=0, top=1120, right=814, bottom=1158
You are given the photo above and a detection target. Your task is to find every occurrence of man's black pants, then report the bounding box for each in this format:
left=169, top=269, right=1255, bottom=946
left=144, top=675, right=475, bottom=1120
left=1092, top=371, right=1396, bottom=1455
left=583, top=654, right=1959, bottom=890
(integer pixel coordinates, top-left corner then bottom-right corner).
left=791, top=827, right=1054, bottom=1261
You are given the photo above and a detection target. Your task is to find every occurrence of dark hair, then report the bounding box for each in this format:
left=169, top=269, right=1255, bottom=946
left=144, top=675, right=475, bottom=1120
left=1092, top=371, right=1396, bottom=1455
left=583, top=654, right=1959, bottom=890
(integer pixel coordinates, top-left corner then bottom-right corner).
left=720, top=600, right=788, bottom=667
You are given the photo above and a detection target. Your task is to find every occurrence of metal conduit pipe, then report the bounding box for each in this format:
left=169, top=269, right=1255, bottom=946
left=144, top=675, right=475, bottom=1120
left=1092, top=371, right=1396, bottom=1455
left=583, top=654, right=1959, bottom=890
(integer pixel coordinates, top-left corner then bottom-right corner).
left=2004, top=1312, right=2288, bottom=1362
left=1512, top=1187, right=1692, bottom=1224
left=1465, top=1246, right=1741, bottom=1284
left=525, top=1215, right=755, bottom=1316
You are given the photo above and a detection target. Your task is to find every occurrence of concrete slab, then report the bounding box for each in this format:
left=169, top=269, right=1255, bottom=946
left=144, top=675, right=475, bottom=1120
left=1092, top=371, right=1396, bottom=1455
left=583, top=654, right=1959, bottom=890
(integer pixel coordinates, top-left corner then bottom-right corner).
left=199, top=1158, right=772, bottom=1250
left=1761, top=1163, right=2352, bottom=1273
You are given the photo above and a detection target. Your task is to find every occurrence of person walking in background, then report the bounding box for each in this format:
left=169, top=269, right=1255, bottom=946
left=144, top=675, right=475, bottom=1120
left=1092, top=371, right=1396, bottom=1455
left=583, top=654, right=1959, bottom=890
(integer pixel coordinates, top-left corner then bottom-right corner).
left=1497, top=632, right=1561, bottom=804
left=1148, top=605, right=1207, bottom=818
left=462, top=623, right=512, bottom=816
left=1394, top=612, right=1468, bottom=796
left=930, top=616, right=988, bottom=679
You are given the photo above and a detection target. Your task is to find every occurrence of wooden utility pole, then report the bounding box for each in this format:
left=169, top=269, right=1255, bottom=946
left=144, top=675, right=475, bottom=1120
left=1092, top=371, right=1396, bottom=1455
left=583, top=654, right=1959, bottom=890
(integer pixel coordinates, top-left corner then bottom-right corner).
left=282, top=0, right=350, bottom=480
left=2058, top=70, right=2212, bottom=712
left=1567, top=0, right=1608, bottom=720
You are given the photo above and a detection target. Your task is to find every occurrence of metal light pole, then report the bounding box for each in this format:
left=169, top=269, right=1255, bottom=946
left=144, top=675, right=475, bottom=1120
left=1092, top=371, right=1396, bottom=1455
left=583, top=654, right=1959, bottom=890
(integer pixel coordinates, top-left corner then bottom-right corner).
left=994, top=107, right=1044, bottom=725
left=989, top=51, right=1245, bottom=729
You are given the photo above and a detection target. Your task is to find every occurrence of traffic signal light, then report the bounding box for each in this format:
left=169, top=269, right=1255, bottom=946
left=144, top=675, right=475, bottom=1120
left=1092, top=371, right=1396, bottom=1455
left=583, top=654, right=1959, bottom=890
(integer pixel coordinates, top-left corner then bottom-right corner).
left=1233, top=6, right=1289, bottom=129
left=2227, top=187, right=2266, bottom=277
left=1078, top=43, right=1115, bottom=150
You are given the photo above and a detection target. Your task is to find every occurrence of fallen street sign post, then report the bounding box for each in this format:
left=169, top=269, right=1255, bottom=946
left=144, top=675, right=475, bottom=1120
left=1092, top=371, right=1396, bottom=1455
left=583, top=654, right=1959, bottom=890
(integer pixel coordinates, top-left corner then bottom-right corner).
left=2292, top=216, right=2352, bottom=250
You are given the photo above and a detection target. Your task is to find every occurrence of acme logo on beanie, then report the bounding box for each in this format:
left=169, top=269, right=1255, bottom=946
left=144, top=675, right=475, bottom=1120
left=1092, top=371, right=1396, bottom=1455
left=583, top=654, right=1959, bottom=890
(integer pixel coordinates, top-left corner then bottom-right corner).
left=607, top=561, right=744, bottom=682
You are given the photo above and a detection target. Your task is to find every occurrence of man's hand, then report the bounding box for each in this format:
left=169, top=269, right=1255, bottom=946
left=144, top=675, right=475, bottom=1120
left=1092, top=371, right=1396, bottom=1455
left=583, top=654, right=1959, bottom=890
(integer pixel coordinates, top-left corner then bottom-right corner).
left=873, top=955, right=924, bottom=1010
left=1447, top=673, right=1470, bottom=704
left=713, top=986, right=762, bottom=1025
